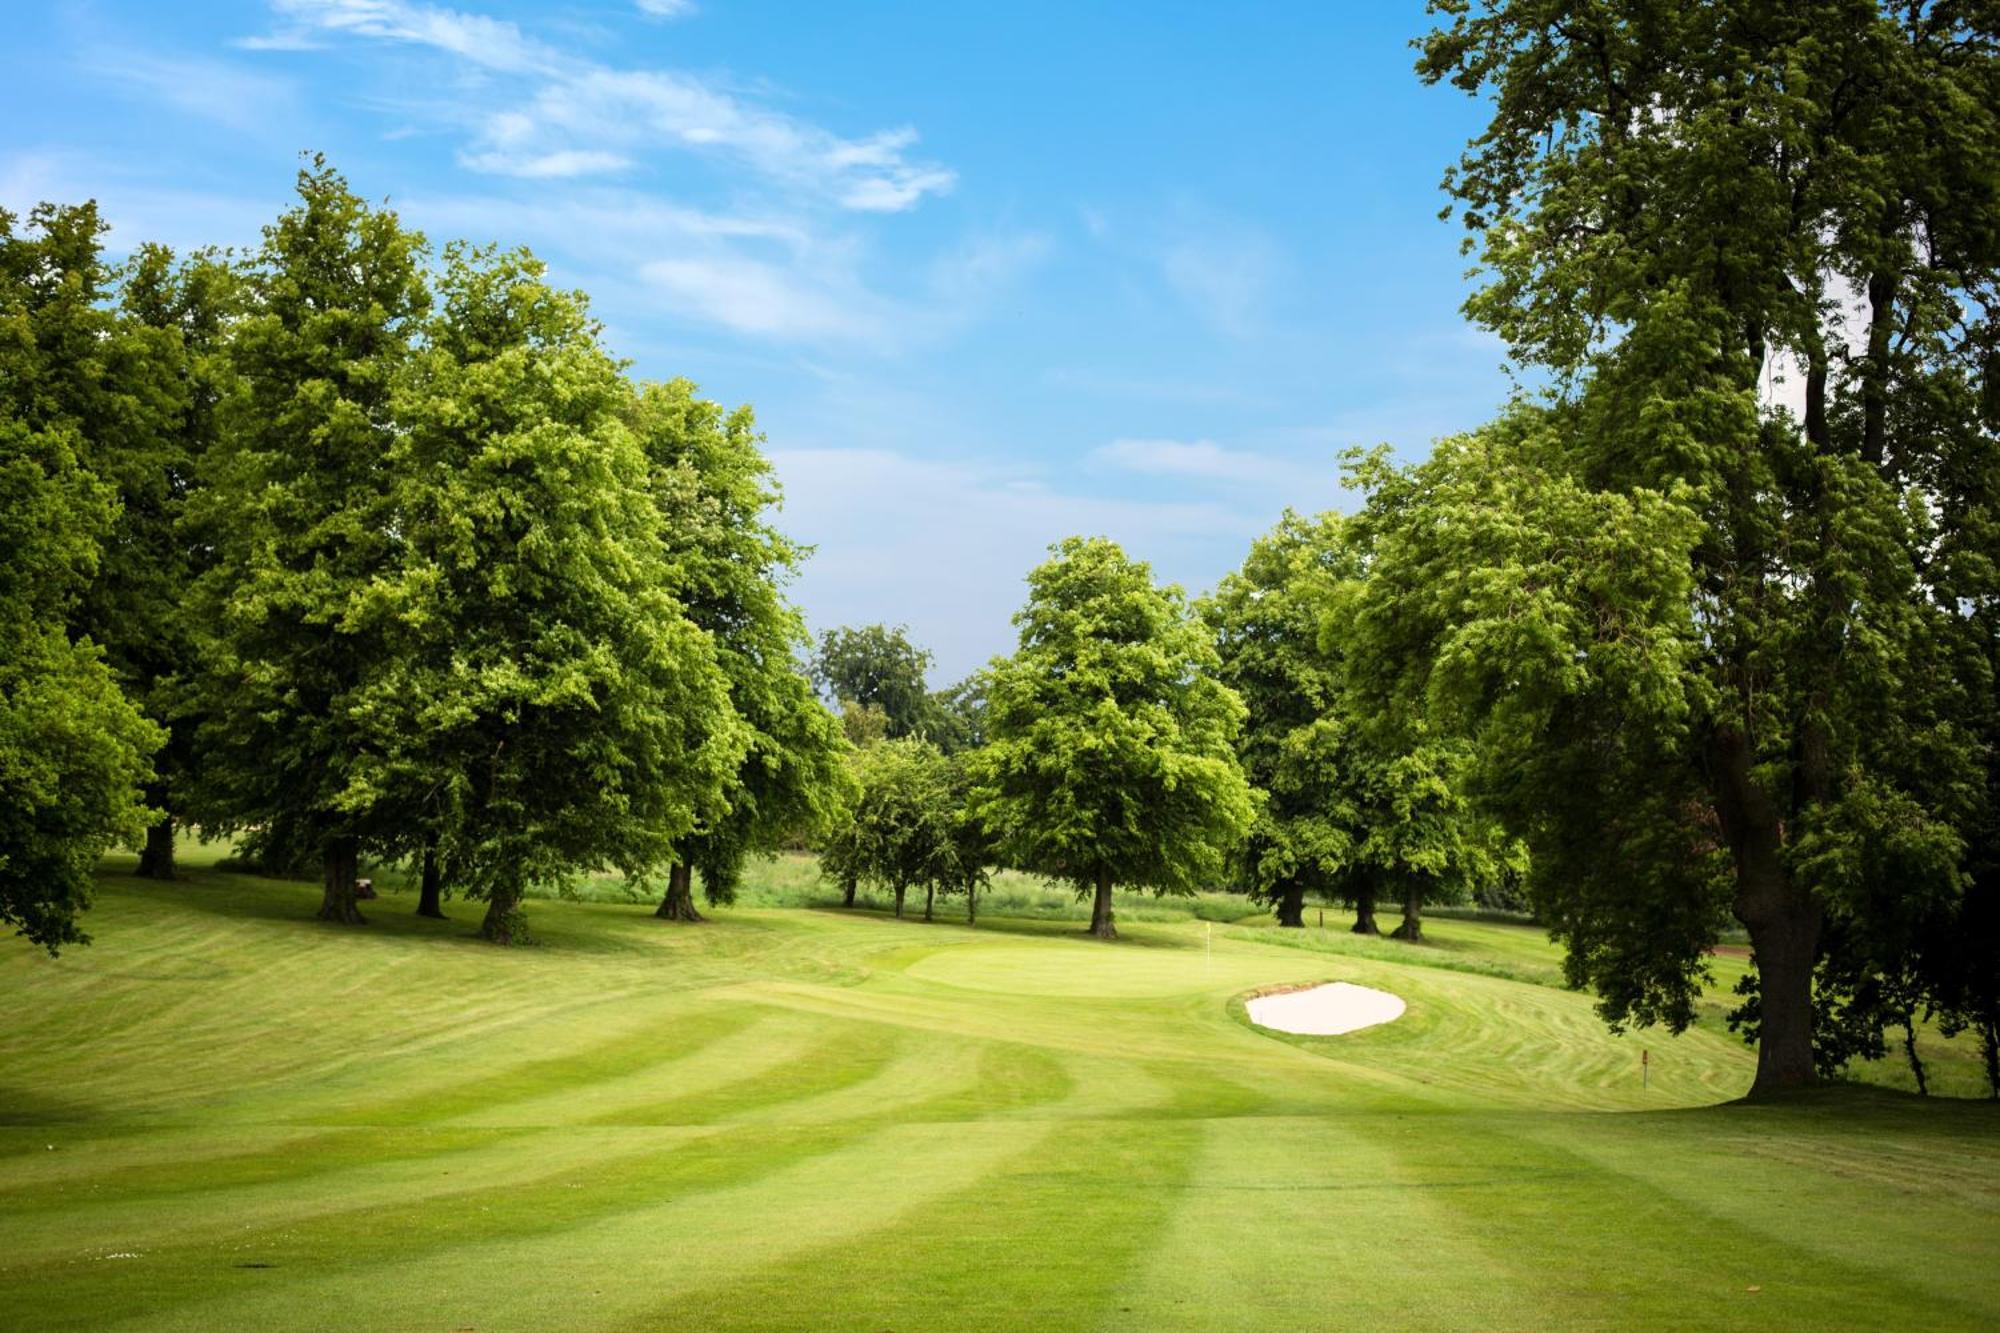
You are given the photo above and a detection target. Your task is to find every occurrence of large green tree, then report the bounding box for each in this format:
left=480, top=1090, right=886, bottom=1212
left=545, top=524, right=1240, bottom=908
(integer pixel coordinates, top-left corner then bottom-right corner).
left=1204, top=511, right=1361, bottom=929
left=77, top=244, right=237, bottom=881
left=975, top=537, right=1254, bottom=939
left=0, top=202, right=163, bottom=950
left=1406, top=0, right=2000, bottom=1092
left=1208, top=509, right=1510, bottom=937
left=380, top=246, right=744, bottom=942
left=184, top=159, right=433, bottom=926
left=630, top=378, right=847, bottom=922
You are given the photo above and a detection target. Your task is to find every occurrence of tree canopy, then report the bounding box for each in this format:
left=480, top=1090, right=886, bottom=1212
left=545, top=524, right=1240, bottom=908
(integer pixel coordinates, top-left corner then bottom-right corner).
left=0, top=202, right=162, bottom=952
left=975, top=537, right=1254, bottom=939
left=377, top=245, right=745, bottom=943
left=631, top=378, right=847, bottom=922
left=811, top=623, right=936, bottom=740
left=1408, top=1, right=2000, bottom=1091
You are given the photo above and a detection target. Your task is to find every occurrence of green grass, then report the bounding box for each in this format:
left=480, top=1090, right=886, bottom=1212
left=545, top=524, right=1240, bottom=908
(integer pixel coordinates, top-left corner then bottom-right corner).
left=1, top=843, right=1995, bottom=1330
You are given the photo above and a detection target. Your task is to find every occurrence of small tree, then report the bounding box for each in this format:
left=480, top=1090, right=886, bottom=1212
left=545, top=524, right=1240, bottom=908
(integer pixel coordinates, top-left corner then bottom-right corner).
left=975, top=537, right=1254, bottom=939
left=823, top=738, right=960, bottom=918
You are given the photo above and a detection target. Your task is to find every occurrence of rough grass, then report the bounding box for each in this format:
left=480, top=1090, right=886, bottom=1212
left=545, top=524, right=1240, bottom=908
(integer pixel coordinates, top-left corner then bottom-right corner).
left=0, top=840, right=1994, bottom=1329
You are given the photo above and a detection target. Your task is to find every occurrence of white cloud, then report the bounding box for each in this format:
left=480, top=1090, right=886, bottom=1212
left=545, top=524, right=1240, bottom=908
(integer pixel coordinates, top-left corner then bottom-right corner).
left=457, top=147, right=631, bottom=178
left=636, top=0, right=697, bottom=19
left=640, top=254, right=882, bottom=342
left=271, top=0, right=559, bottom=74
left=1091, top=437, right=1319, bottom=487
left=260, top=0, right=954, bottom=212
left=82, top=49, right=298, bottom=134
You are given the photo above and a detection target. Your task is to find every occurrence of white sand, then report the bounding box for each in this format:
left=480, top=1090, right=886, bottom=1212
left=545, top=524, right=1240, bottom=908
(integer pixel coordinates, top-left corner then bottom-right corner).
left=1246, top=981, right=1406, bottom=1036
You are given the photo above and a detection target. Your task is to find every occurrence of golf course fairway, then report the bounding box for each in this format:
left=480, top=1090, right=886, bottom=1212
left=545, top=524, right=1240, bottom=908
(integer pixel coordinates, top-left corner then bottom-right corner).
left=2, top=859, right=1995, bottom=1331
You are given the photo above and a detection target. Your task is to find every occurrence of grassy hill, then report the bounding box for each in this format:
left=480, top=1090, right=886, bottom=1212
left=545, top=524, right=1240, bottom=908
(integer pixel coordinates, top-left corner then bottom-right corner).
left=2, top=846, right=1995, bottom=1329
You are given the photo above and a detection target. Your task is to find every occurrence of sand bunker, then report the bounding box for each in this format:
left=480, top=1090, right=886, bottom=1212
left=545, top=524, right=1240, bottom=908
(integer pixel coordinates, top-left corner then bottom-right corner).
left=1246, top=981, right=1406, bottom=1036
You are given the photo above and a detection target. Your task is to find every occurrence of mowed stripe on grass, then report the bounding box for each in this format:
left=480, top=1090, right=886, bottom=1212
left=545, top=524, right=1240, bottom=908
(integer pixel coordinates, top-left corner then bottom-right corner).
left=0, top=865, right=1995, bottom=1330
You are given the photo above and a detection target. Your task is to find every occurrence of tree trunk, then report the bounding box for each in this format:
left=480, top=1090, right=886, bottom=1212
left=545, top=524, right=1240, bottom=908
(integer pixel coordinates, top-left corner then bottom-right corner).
left=1390, top=883, right=1423, bottom=941
left=136, top=804, right=176, bottom=881
left=967, top=882, right=977, bottom=926
left=1902, top=1015, right=1928, bottom=1098
left=317, top=836, right=366, bottom=925
left=923, top=884, right=934, bottom=922
left=1981, top=1020, right=1999, bottom=1102
left=1275, top=880, right=1306, bottom=928
left=480, top=885, right=529, bottom=944
left=416, top=840, right=446, bottom=919
left=1713, top=726, right=1820, bottom=1095
left=655, top=863, right=704, bottom=922
left=1351, top=883, right=1380, bottom=935
left=1088, top=869, right=1116, bottom=940
left=842, top=874, right=857, bottom=908
left=894, top=885, right=906, bottom=918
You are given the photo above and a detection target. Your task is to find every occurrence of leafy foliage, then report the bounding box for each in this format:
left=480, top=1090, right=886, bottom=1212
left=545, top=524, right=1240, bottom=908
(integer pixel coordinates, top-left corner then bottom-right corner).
left=975, top=537, right=1254, bottom=937
left=0, top=202, right=163, bottom=951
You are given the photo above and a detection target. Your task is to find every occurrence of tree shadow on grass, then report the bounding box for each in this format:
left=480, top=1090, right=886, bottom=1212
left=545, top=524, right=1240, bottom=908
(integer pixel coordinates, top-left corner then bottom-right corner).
left=802, top=902, right=1205, bottom=951
left=0, top=1085, right=107, bottom=1126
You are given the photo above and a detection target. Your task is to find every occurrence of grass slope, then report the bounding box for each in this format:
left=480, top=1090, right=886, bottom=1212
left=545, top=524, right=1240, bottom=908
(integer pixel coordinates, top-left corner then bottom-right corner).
left=1, top=848, right=1995, bottom=1330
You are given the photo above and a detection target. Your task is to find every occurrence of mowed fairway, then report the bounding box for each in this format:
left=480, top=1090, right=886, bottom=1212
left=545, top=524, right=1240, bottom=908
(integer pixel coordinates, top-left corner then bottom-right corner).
left=3, top=864, right=1997, bottom=1331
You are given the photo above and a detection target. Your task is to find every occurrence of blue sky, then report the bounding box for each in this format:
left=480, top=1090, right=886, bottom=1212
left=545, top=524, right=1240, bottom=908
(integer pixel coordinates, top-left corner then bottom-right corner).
left=4, top=1, right=1510, bottom=681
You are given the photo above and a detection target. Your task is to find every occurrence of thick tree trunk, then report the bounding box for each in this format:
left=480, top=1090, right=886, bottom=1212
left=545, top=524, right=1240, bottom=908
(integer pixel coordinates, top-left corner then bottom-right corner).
left=894, top=885, right=906, bottom=919
left=655, top=863, right=703, bottom=922
left=1390, top=884, right=1423, bottom=941
left=1713, top=726, right=1820, bottom=1096
left=841, top=875, right=857, bottom=908
left=923, top=885, right=934, bottom=922
left=1351, top=883, right=1380, bottom=935
left=1980, top=1020, right=1999, bottom=1102
left=1275, top=880, right=1306, bottom=929
left=480, top=885, right=529, bottom=944
left=1088, top=869, right=1116, bottom=940
left=136, top=805, right=176, bottom=881
left=317, top=836, right=366, bottom=925
left=416, top=840, right=446, bottom=919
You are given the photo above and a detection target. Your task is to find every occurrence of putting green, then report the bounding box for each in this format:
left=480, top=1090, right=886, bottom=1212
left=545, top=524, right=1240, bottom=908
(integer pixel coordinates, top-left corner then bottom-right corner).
left=0, top=862, right=1995, bottom=1330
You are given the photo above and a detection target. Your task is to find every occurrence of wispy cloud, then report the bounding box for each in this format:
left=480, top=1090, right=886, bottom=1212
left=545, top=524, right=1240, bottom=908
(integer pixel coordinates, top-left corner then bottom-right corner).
left=81, top=49, right=298, bottom=134
left=257, top=0, right=954, bottom=211
left=1160, top=224, right=1281, bottom=338
left=1091, top=437, right=1318, bottom=487
left=636, top=0, right=697, bottom=20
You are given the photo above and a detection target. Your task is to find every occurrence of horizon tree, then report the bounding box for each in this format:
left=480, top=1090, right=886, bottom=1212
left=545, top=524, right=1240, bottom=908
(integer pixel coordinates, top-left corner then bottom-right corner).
left=812, top=624, right=935, bottom=739
left=975, top=537, right=1254, bottom=939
